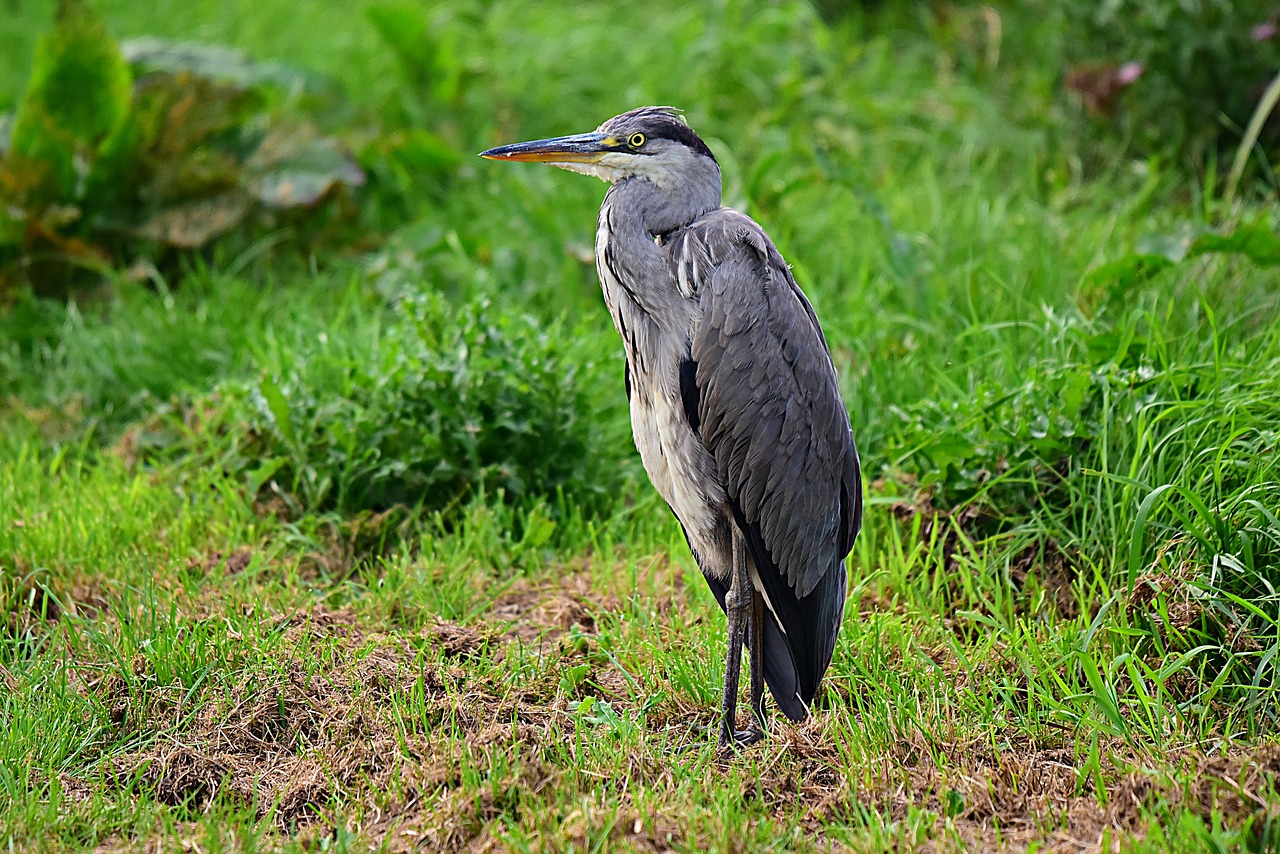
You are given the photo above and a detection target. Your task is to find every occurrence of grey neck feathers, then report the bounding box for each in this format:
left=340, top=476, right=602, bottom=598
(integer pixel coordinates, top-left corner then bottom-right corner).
left=604, top=161, right=722, bottom=237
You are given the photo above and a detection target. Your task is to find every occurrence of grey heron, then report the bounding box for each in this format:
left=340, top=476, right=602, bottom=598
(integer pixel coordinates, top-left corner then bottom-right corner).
left=481, top=107, right=862, bottom=750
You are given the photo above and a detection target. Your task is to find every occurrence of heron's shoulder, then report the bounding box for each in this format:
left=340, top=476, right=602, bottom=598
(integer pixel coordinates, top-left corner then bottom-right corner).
left=688, top=206, right=770, bottom=248
left=665, top=207, right=783, bottom=286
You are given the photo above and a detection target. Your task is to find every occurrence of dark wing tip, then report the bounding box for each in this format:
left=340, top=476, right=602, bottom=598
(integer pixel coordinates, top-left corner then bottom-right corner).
left=679, top=356, right=700, bottom=432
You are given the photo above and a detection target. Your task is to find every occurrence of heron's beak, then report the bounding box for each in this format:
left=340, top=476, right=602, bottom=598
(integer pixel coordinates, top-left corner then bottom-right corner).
left=479, top=132, right=612, bottom=164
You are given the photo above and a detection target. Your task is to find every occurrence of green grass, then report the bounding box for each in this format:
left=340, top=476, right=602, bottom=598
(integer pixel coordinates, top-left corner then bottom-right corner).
left=4, top=1, right=1280, bottom=851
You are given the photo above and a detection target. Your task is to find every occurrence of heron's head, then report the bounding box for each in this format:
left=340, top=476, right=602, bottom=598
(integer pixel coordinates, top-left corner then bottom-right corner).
left=480, top=106, right=719, bottom=190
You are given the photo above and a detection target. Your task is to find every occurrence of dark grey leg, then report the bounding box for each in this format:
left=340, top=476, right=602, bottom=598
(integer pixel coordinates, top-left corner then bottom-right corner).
left=718, top=528, right=760, bottom=750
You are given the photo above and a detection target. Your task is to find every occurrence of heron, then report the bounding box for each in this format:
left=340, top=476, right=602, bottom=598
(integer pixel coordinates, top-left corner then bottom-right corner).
left=481, top=107, right=861, bottom=750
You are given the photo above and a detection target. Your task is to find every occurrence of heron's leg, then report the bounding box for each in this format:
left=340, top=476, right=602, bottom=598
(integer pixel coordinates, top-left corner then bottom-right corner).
left=718, top=527, right=753, bottom=750
left=747, top=587, right=767, bottom=736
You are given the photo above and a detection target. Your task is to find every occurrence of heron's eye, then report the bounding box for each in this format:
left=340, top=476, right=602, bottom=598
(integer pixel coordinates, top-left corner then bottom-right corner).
left=628, top=132, right=646, bottom=148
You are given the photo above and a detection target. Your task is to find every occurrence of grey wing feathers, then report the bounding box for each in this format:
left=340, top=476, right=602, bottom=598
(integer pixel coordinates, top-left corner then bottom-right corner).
left=680, top=210, right=861, bottom=594
left=676, top=209, right=861, bottom=714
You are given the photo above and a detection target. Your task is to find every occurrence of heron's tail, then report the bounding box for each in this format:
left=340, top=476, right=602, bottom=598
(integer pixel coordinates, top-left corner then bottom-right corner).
left=757, top=557, right=846, bottom=721
left=757, top=610, right=807, bottom=721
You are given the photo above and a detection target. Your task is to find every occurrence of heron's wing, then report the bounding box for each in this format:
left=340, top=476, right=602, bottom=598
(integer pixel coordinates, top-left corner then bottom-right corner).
left=675, top=209, right=862, bottom=714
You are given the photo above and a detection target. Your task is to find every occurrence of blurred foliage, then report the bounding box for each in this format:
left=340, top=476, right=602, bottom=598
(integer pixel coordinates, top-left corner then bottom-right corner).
left=1085, top=217, right=1280, bottom=291
left=0, top=0, right=364, bottom=298
left=1062, top=0, right=1280, bottom=166
left=158, top=293, right=634, bottom=520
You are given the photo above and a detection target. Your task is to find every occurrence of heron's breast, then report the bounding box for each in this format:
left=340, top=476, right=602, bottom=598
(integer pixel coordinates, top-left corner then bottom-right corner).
left=628, top=367, right=724, bottom=537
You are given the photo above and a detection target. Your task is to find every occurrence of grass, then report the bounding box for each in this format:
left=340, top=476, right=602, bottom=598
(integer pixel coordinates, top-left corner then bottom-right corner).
left=4, top=0, right=1280, bottom=851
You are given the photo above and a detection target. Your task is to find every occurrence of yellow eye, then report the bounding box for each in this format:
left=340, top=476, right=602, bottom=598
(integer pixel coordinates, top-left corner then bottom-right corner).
left=628, top=132, right=646, bottom=148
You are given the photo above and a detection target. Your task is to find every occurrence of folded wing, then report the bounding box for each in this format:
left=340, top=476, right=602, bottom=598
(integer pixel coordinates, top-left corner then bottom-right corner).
left=675, top=209, right=862, bottom=718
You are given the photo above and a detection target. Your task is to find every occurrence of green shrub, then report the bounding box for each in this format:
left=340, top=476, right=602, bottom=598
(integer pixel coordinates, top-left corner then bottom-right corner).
left=888, top=217, right=1280, bottom=526
left=1062, top=0, right=1280, bottom=164
left=0, top=0, right=363, bottom=297
left=886, top=348, right=1125, bottom=523
left=178, top=293, right=635, bottom=520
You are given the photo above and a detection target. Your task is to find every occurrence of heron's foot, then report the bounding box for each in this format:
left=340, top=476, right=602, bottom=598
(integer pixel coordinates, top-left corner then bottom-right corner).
left=716, top=726, right=765, bottom=753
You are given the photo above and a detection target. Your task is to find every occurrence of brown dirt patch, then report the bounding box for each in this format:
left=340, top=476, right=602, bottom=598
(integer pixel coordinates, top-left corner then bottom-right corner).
left=490, top=570, right=621, bottom=650
left=186, top=547, right=256, bottom=577
left=751, top=719, right=1280, bottom=851
left=83, top=605, right=564, bottom=848
left=422, top=618, right=494, bottom=659
left=72, top=563, right=644, bottom=849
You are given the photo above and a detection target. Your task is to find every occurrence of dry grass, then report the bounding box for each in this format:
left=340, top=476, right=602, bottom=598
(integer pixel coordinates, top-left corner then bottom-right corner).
left=14, top=555, right=1271, bottom=853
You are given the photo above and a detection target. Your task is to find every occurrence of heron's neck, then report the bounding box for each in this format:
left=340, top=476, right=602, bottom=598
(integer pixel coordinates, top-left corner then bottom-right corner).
left=604, top=167, right=721, bottom=237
